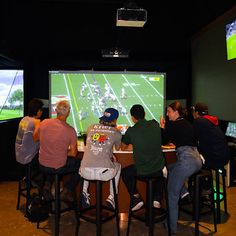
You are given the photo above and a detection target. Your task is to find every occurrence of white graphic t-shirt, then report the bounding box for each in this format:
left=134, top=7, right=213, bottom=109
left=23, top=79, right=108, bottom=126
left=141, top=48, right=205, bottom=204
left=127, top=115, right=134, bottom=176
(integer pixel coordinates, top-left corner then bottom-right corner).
left=81, top=124, right=122, bottom=169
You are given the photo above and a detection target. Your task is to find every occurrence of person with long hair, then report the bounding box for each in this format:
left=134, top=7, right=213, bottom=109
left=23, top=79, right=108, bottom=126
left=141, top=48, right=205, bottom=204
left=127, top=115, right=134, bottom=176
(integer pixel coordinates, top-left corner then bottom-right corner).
left=160, top=101, right=202, bottom=234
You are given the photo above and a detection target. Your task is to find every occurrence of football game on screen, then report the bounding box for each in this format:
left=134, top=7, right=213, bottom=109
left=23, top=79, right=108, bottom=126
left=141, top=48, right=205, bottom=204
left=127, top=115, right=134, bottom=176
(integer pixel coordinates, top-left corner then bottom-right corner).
left=50, top=71, right=165, bottom=135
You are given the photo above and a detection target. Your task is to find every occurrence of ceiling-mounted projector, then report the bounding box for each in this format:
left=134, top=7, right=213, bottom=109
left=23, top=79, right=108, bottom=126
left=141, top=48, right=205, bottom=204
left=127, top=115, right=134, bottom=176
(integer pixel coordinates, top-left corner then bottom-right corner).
left=116, top=8, right=147, bottom=27
left=101, top=48, right=129, bottom=58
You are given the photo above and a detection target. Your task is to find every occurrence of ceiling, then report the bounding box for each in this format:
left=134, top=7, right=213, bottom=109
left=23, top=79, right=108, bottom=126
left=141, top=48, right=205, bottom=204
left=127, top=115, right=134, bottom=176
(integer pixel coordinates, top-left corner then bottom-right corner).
left=1, top=0, right=236, bottom=67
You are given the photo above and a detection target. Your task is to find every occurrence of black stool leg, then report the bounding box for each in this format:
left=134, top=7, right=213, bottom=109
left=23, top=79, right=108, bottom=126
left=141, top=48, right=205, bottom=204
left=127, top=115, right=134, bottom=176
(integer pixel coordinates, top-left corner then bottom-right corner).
left=215, top=170, right=221, bottom=223
left=164, top=178, right=171, bottom=236
left=16, top=179, right=22, bottom=210
left=112, top=178, right=120, bottom=236
left=147, top=179, right=154, bottom=236
left=26, top=164, right=31, bottom=210
left=126, top=179, right=139, bottom=236
left=209, top=173, right=217, bottom=233
left=126, top=201, right=132, bottom=236
left=96, top=180, right=102, bottom=236
left=75, top=178, right=84, bottom=236
left=194, top=175, right=200, bottom=236
left=16, top=164, right=31, bottom=211
left=222, top=170, right=228, bottom=214
left=54, top=174, right=60, bottom=236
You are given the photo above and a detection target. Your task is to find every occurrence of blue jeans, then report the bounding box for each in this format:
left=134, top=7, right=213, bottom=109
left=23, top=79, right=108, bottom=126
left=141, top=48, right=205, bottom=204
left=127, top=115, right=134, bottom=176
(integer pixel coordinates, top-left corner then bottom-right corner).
left=167, top=146, right=202, bottom=233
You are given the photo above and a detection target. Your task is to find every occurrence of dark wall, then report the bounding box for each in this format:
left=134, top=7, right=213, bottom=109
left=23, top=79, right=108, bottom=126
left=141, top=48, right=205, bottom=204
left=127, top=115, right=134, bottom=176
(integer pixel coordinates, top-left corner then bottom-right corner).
left=191, top=6, right=236, bottom=121
left=24, top=58, right=49, bottom=113
left=0, top=118, right=22, bottom=180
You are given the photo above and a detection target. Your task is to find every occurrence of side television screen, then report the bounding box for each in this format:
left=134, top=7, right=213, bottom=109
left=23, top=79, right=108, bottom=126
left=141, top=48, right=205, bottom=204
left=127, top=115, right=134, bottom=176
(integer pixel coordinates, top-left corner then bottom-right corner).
left=226, top=18, right=236, bottom=60
left=0, top=70, right=24, bottom=121
left=225, top=121, right=236, bottom=139
left=49, top=71, right=165, bottom=136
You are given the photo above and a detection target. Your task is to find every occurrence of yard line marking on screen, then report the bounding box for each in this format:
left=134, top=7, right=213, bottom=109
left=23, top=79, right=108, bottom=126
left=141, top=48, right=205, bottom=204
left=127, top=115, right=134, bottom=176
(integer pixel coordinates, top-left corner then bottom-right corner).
left=67, top=74, right=84, bottom=132
left=63, top=74, right=79, bottom=133
left=102, top=74, right=132, bottom=126
left=122, top=74, right=156, bottom=120
left=144, top=77, right=163, bottom=99
left=83, top=74, right=102, bottom=117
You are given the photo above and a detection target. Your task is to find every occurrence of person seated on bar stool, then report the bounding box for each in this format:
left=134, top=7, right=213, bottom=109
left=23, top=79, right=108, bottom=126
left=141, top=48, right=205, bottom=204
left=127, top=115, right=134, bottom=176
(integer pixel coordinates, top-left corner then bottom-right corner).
left=121, top=104, right=167, bottom=212
left=192, top=102, right=230, bottom=189
left=160, top=101, right=202, bottom=234
left=15, top=98, right=44, bottom=209
left=192, top=102, right=230, bottom=221
left=79, top=108, right=122, bottom=209
left=33, top=100, right=80, bottom=203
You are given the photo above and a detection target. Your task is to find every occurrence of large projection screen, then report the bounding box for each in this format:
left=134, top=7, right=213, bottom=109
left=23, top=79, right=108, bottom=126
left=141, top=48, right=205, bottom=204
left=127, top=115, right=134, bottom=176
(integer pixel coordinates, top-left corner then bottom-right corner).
left=49, top=71, right=166, bottom=136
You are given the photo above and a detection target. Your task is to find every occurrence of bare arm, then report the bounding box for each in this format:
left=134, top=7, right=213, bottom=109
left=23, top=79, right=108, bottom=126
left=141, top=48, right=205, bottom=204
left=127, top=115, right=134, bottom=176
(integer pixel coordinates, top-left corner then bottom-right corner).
left=68, top=142, right=78, bottom=158
left=114, top=143, right=121, bottom=151
left=121, top=142, right=133, bottom=151
left=33, top=121, right=40, bottom=142
left=159, top=115, right=166, bottom=129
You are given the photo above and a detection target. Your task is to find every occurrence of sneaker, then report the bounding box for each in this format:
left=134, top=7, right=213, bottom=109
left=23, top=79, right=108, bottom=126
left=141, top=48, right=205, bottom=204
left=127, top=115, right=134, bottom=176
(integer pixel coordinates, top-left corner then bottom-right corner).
left=153, top=200, right=161, bottom=208
left=131, top=196, right=144, bottom=211
left=81, top=192, right=90, bottom=208
left=180, top=191, right=191, bottom=204
left=181, top=191, right=190, bottom=200
left=106, top=195, right=115, bottom=210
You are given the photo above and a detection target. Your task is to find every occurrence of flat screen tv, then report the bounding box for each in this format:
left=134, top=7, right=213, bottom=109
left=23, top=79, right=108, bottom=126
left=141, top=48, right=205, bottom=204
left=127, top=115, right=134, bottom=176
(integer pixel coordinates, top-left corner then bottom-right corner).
left=226, top=18, right=236, bottom=60
left=49, top=71, right=166, bottom=136
left=225, top=121, right=236, bottom=139
left=0, top=69, right=24, bottom=121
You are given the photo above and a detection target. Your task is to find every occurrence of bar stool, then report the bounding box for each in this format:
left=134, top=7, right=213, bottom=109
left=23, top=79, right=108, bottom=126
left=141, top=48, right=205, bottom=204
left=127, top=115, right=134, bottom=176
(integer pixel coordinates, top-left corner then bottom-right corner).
left=75, top=177, right=120, bottom=236
left=16, top=162, right=35, bottom=211
left=211, top=167, right=228, bottom=223
left=193, top=170, right=217, bottom=236
left=180, top=169, right=217, bottom=236
left=40, top=171, right=76, bottom=236
left=126, top=176, right=171, bottom=236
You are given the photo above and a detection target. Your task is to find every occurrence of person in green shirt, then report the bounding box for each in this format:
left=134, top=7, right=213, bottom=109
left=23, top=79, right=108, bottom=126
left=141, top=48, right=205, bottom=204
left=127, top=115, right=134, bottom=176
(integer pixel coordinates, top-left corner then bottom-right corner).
left=121, top=104, right=166, bottom=211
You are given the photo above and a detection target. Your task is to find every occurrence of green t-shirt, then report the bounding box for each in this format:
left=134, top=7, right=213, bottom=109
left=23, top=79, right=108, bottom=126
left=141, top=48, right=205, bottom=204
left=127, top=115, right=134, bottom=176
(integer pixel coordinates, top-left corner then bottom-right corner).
left=123, top=119, right=164, bottom=175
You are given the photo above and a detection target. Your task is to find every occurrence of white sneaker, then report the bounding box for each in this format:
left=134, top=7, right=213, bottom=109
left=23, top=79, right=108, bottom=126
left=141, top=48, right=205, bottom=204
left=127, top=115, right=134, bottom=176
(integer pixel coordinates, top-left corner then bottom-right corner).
left=153, top=200, right=161, bottom=208
left=131, top=196, right=144, bottom=211
left=106, top=195, right=115, bottom=209
left=81, top=192, right=90, bottom=208
left=181, top=191, right=190, bottom=199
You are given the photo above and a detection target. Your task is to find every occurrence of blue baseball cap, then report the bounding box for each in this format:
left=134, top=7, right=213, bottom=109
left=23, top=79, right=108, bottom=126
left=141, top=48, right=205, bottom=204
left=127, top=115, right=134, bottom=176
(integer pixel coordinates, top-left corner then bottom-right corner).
left=100, top=108, right=119, bottom=122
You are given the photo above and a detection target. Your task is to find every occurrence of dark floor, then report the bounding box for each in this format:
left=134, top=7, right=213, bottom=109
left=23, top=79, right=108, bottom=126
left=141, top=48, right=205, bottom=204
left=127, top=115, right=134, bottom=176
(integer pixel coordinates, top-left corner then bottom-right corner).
left=0, top=181, right=235, bottom=236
